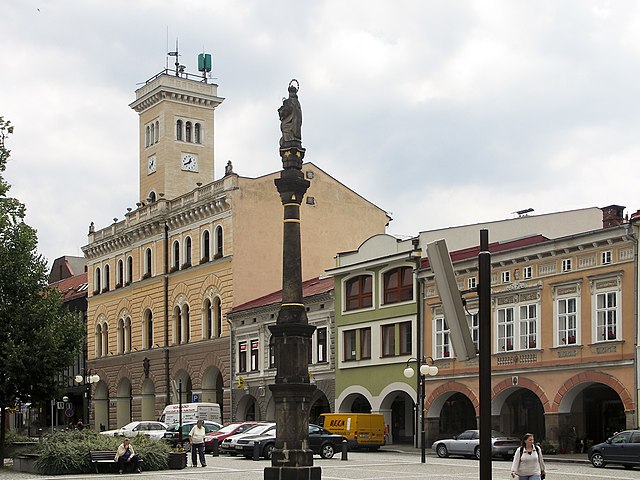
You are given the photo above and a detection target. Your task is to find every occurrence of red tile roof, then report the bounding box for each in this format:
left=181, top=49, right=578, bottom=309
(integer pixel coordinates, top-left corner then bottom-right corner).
left=421, top=234, right=549, bottom=268
left=231, top=276, right=333, bottom=314
left=49, top=272, right=89, bottom=302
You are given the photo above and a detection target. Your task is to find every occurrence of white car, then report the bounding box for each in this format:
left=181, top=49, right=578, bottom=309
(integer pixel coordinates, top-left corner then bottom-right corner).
left=100, top=421, right=168, bottom=439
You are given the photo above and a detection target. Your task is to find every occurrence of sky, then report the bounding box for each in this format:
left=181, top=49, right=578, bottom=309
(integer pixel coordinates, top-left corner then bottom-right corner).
left=2, top=0, right=639, bottom=268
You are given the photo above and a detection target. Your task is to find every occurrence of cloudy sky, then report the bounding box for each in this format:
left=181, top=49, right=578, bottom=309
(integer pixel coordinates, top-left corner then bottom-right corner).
left=2, top=0, right=639, bottom=267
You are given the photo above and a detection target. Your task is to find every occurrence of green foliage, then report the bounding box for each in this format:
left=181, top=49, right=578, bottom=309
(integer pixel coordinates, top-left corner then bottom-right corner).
left=34, top=431, right=171, bottom=475
left=540, top=439, right=557, bottom=455
left=0, top=116, right=84, bottom=463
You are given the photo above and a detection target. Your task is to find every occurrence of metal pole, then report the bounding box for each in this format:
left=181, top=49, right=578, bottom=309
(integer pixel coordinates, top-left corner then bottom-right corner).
left=479, top=229, right=492, bottom=480
left=420, top=372, right=426, bottom=463
left=413, top=239, right=422, bottom=451
left=178, top=381, right=183, bottom=445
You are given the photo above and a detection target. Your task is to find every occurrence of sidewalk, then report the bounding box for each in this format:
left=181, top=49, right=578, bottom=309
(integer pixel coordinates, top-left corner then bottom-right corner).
left=379, top=444, right=590, bottom=463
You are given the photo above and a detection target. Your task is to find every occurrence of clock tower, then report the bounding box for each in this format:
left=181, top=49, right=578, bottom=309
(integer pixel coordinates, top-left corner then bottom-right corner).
left=130, top=71, right=224, bottom=202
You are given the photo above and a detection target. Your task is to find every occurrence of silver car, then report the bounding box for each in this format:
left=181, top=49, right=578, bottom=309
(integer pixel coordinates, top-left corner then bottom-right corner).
left=432, top=429, right=521, bottom=459
left=220, top=422, right=276, bottom=456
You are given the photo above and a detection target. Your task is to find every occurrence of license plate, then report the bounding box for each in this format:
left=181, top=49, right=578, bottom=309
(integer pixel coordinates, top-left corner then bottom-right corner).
left=508, top=450, right=514, bottom=454
left=236, top=446, right=243, bottom=450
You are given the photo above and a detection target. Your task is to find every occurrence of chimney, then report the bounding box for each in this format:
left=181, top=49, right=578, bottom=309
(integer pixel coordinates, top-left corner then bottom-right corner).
left=601, top=205, right=625, bottom=228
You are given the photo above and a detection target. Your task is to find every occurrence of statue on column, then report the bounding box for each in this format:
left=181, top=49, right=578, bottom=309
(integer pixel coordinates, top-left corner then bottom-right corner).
left=278, top=79, right=302, bottom=148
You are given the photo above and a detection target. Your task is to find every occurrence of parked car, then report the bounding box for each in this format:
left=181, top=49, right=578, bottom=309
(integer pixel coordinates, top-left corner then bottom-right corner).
left=431, top=430, right=521, bottom=459
left=238, top=424, right=345, bottom=460
left=220, top=423, right=276, bottom=455
left=99, top=421, right=168, bottom=439
left=204, top=421, right=257, bottom=452
left=588, top=429, right=640, bottom=469
left=163, top=420, right=222, bottom=447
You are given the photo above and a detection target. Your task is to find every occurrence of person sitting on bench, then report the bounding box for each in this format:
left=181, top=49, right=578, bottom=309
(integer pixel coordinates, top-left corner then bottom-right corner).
left=115, top=438, right=141, bottom=474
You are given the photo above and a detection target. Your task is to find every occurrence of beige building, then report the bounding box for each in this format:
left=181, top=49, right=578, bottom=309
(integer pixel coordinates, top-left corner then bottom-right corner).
left=82, top=70, right=389, bottom=429
left=421, top=210, right=636, bottom=450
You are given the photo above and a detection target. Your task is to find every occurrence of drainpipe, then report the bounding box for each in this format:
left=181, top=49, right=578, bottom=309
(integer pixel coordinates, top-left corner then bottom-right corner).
left=164, top=222, right=170, bottom=406
left=227, top=317, right=234, bottom=421
left=628, top=221, right=639, bottom=428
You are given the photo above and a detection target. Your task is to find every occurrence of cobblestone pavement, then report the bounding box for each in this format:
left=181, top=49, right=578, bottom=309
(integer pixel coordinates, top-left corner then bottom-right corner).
left=1, top=447, right=592, bottom=480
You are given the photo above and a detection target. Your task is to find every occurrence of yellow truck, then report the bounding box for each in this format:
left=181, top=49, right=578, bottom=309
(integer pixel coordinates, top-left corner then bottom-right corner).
left=319, top=413, right=386, bottom=450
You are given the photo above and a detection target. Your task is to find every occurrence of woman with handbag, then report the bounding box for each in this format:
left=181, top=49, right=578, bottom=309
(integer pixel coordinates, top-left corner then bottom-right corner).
left=511, top=433, right=546, bottom=479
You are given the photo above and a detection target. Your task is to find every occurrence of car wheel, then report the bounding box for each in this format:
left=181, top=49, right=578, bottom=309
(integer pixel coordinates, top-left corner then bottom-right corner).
left=590, top=452, right=605, bottom=468
left=263, top=443, right=274, bottom=459
left=320, top=443, right=335, bottom=459
left=474, top=447, right=481, bottom=460
left=436, top=444, right=449, bottom=458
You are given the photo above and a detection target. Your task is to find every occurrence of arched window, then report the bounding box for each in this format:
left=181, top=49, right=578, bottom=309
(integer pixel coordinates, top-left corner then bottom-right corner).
left=184, top=304, right=190, bottom=343
left=126, top=256, right=133, bottom=284
left=117, top=259, right=124, bottom=287
left=154, top=120, right=159, bottom=143
left=143, top=309, right=153, bottom=349
left=184, top=236, right=192, bottom=266
left=94, top=267, right=101, bottom=293
left=103, top=264, right=110, bottom=292
left=345, top=275, right=373, bottom=311
left=185, top=122, right=192, bottom=142
left=202, top=230, right=211, bottom=262
left=125, top=317, right=132, bottom=353
left=172, top=240, right=180, bottom=270
left=173, top=306, right=182, bottom=344
left=203, top=299, right=212, bottom=339
left=215, top=225, right=223, bottom=258
left=144, top=248, right=152, bottom=277
left=145, top=126, right=150, bottom=148
left=176, top=120, right=183, bottom=141
left=148, top=191, right=156, bottom=203
left=117, top=318, right=125, bottom=354
left=150, top=123, right=155, bottom=145
left=194, top=123, right=201, bottom=143
left=102, top=322, right=109, bottom=356
left=214, top=297, right=222, bottom=337
left=95, top=325, right=103, bottom=357
left=383, top=266, right=413, bottom=304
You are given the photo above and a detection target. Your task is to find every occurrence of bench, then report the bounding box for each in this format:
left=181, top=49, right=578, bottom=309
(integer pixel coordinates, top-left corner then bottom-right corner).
left=89, top=450, right=144, bottom=474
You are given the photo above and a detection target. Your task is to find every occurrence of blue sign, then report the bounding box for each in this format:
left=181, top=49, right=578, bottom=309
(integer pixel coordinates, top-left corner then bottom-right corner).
left=192, top=394, right=200, bottom=403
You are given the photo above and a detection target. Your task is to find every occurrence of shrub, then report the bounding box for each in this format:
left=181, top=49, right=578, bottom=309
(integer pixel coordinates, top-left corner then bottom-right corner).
left=540, top=440, right=557, bottom=455
left=34, top=430, right=171, bottom=475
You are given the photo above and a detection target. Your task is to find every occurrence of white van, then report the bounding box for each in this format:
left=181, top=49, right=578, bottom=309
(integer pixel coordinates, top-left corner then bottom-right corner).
left=160, top=402, right=222, bottom=426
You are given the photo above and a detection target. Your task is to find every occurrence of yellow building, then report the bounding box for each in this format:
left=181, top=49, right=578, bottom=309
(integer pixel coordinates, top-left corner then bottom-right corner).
left=82, top=70, right=389, bottom=429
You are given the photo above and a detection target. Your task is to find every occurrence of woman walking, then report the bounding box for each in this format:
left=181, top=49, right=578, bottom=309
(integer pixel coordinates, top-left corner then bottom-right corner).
left=511, top=433, right=546, bottom=479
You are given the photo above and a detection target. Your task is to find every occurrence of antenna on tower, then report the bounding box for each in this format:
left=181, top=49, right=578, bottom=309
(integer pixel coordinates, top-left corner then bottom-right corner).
left=198, top=50, right=212, bottom=83
left=167, top=38, right=183, bottom=76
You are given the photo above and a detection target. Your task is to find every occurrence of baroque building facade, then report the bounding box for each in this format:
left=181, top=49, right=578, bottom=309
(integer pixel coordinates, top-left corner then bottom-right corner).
left=420, top=215, right=635, bottom=450
left=227, top=276, right=335, bottom=423
left=327, top=206, right=635, bottom=450
left=82, top=70, right=389, bottom=430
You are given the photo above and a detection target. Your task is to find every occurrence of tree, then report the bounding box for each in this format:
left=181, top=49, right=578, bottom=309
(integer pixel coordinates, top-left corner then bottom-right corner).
left=0, top=117, right=85, bottom=463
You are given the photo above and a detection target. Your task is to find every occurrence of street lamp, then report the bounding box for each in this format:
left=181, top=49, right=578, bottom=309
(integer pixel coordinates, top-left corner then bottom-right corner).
left=404, top=356, right=438, bottom=463
left=74, top=372, right=100, bottom=427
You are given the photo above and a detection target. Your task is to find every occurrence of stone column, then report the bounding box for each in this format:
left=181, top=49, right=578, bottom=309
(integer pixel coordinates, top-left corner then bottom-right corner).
left=264, top=81, right=321, bottom=480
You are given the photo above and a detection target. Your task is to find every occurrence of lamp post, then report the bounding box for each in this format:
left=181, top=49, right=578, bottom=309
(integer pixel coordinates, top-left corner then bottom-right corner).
left=403, top=356, right=438, bottom=463
left=74, top=372, right=100, bottom=428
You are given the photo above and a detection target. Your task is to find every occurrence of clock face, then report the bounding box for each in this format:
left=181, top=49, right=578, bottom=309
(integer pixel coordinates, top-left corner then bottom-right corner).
left=147, top=155, right=157, bottom=174
left=181, top=153, right=198, bottom=172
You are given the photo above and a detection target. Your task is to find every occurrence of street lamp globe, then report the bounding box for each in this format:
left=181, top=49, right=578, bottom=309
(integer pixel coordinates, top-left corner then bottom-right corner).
left=74, top=375, right=83, bottom=384
left=403, top=366, right=415, bottom=378
left=420, top=364, right=438, bottom=377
